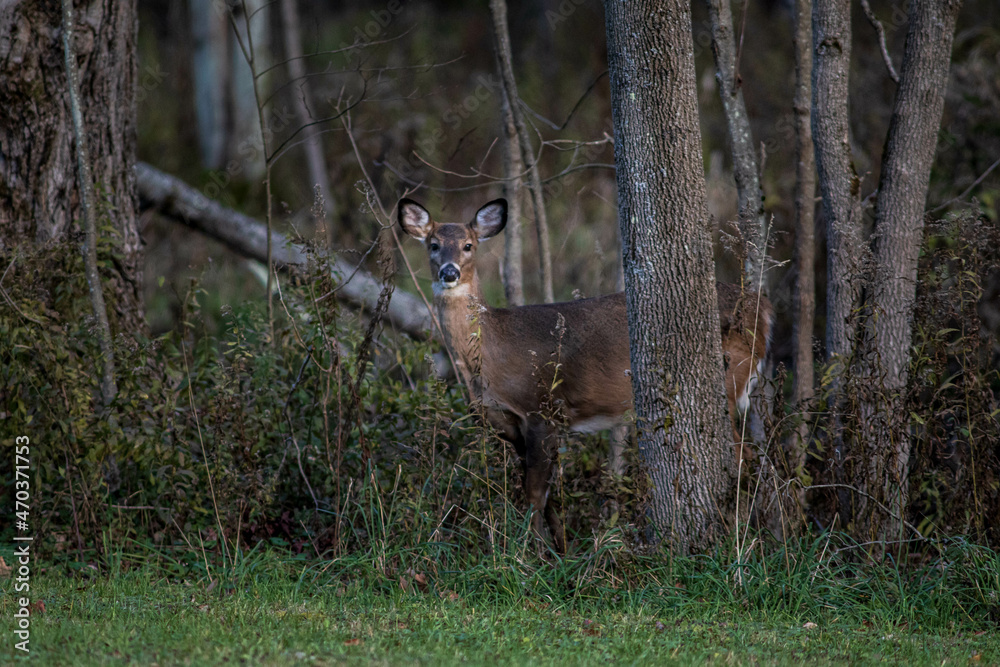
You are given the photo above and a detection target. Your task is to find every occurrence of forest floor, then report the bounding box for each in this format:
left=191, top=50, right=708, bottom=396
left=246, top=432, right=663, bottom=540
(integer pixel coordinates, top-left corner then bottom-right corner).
left=2, top=556, right=997, bottom=666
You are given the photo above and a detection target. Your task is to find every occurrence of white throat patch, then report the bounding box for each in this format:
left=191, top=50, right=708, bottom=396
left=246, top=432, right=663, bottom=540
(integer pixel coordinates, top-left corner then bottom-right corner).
left=433, top=281, right=472, bottom=298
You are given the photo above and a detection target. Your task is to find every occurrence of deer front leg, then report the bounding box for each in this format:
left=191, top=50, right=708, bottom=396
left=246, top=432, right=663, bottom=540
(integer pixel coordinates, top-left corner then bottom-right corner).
left=523, top=417, right=565, bottom=554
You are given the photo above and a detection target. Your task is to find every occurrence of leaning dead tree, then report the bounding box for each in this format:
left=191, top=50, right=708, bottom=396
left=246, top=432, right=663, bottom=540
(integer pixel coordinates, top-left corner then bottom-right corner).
left=703, top=0, right=768, bottom=294
left=135, top=163, right=433, bottom=340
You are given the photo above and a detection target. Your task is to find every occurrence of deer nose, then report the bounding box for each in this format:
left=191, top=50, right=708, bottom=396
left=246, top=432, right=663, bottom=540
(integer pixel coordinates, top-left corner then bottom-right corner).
left=439, top=264, right=461, bottom=284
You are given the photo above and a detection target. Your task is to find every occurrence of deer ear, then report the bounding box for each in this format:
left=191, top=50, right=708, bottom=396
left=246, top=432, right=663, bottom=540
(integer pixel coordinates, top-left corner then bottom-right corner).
left=472, top=199, right=507, bottom=241
left=398, top=199, right=432, bottom=241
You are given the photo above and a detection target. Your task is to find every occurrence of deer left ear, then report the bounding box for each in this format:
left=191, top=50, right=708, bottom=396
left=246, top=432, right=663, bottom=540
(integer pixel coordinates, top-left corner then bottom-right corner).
left=399, top=199, right=432, bottom=241
left=472, top=199, right=507, bottom=241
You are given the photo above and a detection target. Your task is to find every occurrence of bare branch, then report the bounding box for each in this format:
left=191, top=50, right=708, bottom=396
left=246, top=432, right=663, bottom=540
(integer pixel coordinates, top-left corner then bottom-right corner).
left=859, top=0, right=900, bottom=84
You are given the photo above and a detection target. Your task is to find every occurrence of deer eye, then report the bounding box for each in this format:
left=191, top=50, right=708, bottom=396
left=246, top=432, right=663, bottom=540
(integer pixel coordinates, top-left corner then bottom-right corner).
left=464, top=243, right=473, bottom=252
left=429, top=242, right=440, bottom=252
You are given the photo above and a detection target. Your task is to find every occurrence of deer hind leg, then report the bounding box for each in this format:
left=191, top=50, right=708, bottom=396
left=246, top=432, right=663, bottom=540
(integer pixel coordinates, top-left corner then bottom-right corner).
left=725, top=344, right=757, bottom=470
left=523, top=416, right=565, bottom=554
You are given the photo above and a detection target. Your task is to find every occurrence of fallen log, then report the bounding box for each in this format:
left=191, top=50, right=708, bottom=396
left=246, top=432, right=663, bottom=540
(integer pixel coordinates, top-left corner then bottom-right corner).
left=135, top=161, right=434, bottom=340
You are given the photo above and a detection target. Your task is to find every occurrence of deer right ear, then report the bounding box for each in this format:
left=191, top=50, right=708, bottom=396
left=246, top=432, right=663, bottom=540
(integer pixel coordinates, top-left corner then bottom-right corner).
left=399, top=199, right=432, bottom=241
left=473, top=199, right=507, bottom=241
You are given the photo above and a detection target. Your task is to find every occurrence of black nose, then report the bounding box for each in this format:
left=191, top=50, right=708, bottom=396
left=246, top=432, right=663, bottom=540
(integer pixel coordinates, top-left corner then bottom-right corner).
left=439, top=265, right=461, bottom=283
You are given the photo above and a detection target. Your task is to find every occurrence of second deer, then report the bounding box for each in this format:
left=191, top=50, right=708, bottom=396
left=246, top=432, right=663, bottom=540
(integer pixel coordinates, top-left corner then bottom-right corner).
left=400, top=197, right=772, bottom=553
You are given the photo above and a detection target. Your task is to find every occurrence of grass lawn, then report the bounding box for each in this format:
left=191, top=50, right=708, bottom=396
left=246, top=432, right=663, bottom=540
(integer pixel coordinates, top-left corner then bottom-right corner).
left=2, top=549, right=997, bottom=666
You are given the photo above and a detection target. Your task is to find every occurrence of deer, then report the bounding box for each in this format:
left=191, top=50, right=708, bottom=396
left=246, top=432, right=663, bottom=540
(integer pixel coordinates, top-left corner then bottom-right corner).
left=399, top=197, right=773, bottom=553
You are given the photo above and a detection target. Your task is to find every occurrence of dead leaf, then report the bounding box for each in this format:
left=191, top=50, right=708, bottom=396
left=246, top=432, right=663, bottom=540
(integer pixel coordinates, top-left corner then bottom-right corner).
left=582, top=619, right=601, bottom=636
left=29, top=600, right=45, bottom=614
left=802, top=622, right=818, bottom=629
left=399, top=576, right=408, bottom=593
left=344, top=638, right=363, bottom=646
left=972, top=653, right=982, bottom=662
left=441, top=590, right=460, bottom=602
left=402, top=568, right=428, bottom=593
left=0, top=557, right=11, bottom=578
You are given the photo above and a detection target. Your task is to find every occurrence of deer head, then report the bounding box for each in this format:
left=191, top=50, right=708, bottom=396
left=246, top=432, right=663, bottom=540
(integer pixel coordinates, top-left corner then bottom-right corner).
left=398, top=198, right=507, bottom=295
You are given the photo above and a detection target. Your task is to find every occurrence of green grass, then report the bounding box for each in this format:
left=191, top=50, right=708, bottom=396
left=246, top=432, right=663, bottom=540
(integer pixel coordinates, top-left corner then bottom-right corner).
left=2, top=540, right=998, bottom=666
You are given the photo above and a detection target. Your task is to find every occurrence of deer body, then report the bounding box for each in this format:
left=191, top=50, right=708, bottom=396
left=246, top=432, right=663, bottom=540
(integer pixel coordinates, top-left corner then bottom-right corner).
left=400, top=198, right=772, bottom=553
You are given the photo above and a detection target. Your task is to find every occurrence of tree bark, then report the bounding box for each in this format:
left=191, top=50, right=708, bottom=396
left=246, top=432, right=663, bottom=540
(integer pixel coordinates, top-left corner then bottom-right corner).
left=496, top=59, right=525, bottom=306
left=812, top=0, right=861, bottom=362
left=859, top=0, right=962, bottom=541
left=279, top=0, right=335, bottom=228
left=489, top=0, right=554, bottom=303
left=0, top=0, right=143, bottom=335
left=793, top=0, right=817, bottom=411
left=605, top=0, right=734, bottom=553
left=703, top=0, right=767, bottom=294
left=134, top=163, right=433, bottom=340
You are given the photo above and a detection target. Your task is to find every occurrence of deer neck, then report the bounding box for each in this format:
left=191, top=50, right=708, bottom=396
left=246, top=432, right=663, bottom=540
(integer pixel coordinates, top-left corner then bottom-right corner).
left=433, top=271, right=489, bottom=392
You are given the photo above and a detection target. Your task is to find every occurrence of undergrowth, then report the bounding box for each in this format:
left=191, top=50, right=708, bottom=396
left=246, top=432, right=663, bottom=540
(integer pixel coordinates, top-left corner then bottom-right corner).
left=0, top=212, right=997, bottom=615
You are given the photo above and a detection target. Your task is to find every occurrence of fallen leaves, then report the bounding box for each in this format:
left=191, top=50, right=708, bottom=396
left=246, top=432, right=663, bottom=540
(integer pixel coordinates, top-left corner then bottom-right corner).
left=802, top=622, right=818, bottom=630
left=0, top=557, right=10, bottom=578
left=399, top=569, right=428, bottom=594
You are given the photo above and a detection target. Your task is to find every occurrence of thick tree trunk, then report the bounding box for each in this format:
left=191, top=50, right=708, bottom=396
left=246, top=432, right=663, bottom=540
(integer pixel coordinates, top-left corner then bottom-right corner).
left=859, top=0, right=962, bottom=542
left=605, top=0, right=734, bottom=553
left=703, top=0, right=767, bottom=294
left=489, top=0, right=554, bottom=303
left=0, top=0, right=142, bottom=334
left=812, top=0, right=861, bottom=362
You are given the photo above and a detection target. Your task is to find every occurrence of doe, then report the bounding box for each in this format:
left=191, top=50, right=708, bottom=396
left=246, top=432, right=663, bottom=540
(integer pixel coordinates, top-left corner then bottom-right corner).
left=400, top=197, right=772, bottom=552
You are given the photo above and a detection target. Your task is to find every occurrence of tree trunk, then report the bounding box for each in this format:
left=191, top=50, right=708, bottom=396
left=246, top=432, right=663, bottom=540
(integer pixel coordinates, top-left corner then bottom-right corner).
left=792, top=0, right=817, bottom=411
left=280, top=0, right=335, bottom=229
left=495, top=57, right=525, bottom=306
left=0, top=0, right=143, bottom=334
left=489, top=0, right=554, bottom=303
left=812, top=0, right=861, bottom=362
left=859, top=0, right=962, bottom=542
left=703, top=0, right=767, bottom=294
left=229, top=0, right=268, bottom=181
left=188, top=0, right=230, bottom=169
left=605, top=0, right=734, bottom=553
